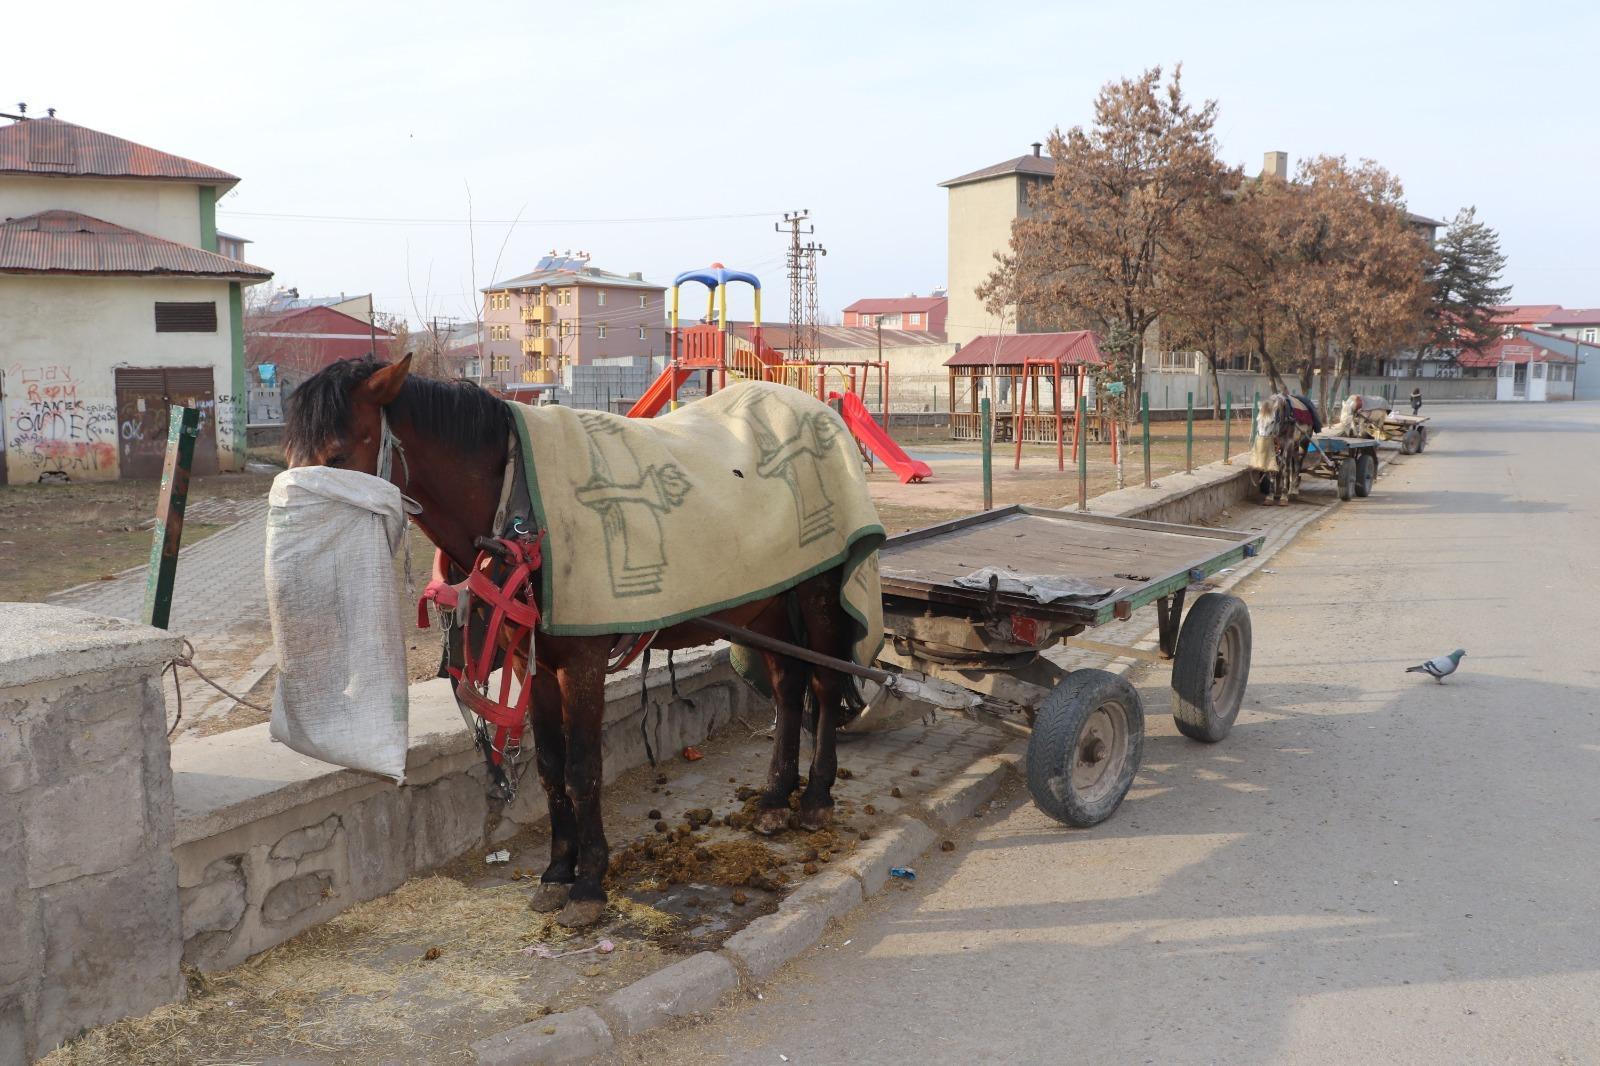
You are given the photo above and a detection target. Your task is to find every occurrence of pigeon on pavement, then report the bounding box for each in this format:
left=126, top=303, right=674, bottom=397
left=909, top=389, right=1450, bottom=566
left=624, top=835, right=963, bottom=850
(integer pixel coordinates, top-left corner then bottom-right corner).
left=1406, top=649, right=1465, bottom=683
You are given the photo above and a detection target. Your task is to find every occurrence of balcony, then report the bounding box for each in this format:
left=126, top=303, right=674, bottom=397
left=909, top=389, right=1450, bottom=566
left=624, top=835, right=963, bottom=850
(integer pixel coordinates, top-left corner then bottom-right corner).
left=521, top=369, right=557, bottom=384
left=521, top=304, right=551, bottom=324
left=522, top=337, right=555, bottom=358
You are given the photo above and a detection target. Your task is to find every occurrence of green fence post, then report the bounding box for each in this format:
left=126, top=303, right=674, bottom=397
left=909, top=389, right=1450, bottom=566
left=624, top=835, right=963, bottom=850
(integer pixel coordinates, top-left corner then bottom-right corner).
left=1223, top=392, right=1233, bottom=465
left=1185, top=391, right=1194, bottom=474
left=1251, top=390, right=1260, bottom=445
left=980, top=395, right=993, bottom=512
left=1078, top=395, right=1089, bottom=511
left=1141, top=391, right=1151, bottom=488
left=143, top=405, right=200, bottom=629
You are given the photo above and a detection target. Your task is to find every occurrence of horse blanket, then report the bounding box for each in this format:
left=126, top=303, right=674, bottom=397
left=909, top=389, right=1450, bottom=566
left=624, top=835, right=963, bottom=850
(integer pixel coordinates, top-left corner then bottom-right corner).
left=508, top=381, right=885, bottom=669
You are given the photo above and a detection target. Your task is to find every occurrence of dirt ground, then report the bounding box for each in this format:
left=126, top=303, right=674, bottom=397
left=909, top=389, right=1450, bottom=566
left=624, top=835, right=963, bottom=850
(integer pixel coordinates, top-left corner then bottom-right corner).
left=0, top=472, right=273, bottom=603
left=42, top=715, right=994, bottom=1065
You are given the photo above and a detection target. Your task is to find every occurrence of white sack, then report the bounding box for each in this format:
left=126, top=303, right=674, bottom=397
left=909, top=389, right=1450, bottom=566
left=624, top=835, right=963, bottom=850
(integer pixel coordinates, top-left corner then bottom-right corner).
left=266, top=467, right=410, bottom=781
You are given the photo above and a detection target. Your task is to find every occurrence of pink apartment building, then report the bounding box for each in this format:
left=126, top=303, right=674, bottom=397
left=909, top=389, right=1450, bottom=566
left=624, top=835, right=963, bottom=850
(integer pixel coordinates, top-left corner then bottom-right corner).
left=841, top=294, right=947, bottom=334
left=480, top=252, right=667, bottom=386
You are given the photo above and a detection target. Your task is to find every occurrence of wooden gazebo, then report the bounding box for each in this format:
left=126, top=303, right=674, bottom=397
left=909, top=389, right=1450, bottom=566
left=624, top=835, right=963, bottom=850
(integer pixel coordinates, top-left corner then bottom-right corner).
left=946, top=331, right=1110, bottom=447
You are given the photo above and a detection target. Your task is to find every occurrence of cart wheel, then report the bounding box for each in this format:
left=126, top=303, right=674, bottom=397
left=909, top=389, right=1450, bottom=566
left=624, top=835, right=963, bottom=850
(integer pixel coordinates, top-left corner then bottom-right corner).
left=1416, top=426, right=1428, bottom=453
left=1354, top=452, right=1375, bottom=498
left=1171, top=593, right=1252, bottom=743
left=1336, top=458, right=1355, bottom=500
left=1026, top=669, right=1144, bottom=828
left=1400, top=429, right=1416, bottom=455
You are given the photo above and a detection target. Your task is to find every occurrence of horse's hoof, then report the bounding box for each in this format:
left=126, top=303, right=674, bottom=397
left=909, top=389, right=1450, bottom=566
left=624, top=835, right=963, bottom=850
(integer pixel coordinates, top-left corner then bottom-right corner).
left=752, top=807, right=790, bottom=836
left=555, top=898, right=607, bottom=928
left=799, top=807, right=833, bottom=831
left=528, top=882, right=572, bottom=913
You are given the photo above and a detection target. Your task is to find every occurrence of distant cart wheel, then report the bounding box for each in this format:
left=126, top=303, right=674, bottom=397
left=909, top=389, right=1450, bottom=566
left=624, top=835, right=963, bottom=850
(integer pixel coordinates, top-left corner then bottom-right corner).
left=1400, top=429, right=1417, bottom=455
left=1336, top=458, right=1355, bottom=500
left=1026, top=669, right=1144, bottom=828
left=1171, top=592, right=1252, bottom=743
left=1354, top=452, right=1375, bottom=498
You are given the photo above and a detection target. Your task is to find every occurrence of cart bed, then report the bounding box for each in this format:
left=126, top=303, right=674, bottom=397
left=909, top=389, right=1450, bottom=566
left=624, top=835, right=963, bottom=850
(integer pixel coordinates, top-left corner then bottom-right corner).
left=879, top=506, right=1264, bottom=627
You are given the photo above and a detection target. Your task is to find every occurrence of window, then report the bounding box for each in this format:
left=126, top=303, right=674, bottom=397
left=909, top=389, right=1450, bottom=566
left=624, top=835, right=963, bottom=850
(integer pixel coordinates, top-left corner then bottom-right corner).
left=597, top=323, right=607, bottom=339
left=910, top=312, right=921, bottom=326
left=638, top=326, right=647, bottom=340
left=492, top=352, right=510, bottom=373
left=597, top=290, right=607, bottom=307
left=1585, top=328, right=1597, bottom=343
left=639, top=294, right=648, bottom=309
left=154, top=301, right=218, bottom=332
left=558, top=288, right=572, bottom=306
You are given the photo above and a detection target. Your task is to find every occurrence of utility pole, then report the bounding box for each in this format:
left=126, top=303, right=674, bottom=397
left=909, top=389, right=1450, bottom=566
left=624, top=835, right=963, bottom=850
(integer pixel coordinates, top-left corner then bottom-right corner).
left=776, top=210, right=825, bottom=365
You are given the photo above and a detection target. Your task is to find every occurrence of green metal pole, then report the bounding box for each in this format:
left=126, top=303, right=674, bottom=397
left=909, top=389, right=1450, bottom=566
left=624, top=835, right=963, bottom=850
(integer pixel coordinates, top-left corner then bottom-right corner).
left=980, top=395, right=993, bottom=512
left=1141, top=391, right=1151, bottom=488
left=1224, top=391, right=1233, bottom=465
left=1252, top=390, right=1260, bottom=445
left=143, top=405, right=199, bottom=629
left=1077, top=395, right=1089, bottom=511
left=1185, top=391, right=1194, bottom=474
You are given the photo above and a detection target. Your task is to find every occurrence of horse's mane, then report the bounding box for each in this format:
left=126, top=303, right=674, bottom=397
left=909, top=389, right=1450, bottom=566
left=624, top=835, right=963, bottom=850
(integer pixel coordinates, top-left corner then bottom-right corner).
left=284, top=356, right=511, bottom=459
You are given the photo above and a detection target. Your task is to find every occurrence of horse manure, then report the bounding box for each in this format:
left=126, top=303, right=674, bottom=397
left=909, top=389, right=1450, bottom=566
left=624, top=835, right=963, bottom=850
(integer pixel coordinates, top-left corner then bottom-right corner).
left=694, top=847, right=713, bottom=862
left=864, top=804, right=877, bottom=815
left=655, top=774, right=669, bottom=785
left=654, top=820, right=669, bottom=833
left=786, top=813, right=801, bottom=830
left=686, top=807, right=714, bottom=828
left=802, top=848, right=819, bottom=863
left=732, top=890, right=750, bottom=906
left=910, top=768, right=921, bottom=776
left=747, top=869, right=788, bottom=892
left=838, top=767, right=854, bottom=779
left=735, top=785, right=760, bottom=801
left=941, top=840, right=955, bottom=852
left=676, top=823, right=693, bottom=836
left=803, top=862, right=819, bottom=875
left=859, top=830, right=872, bottom=841
left=890, top=787, right=903, bottom=798
left=647, top=808, right=662, bottom=821
left=423, top=947, right=442, bottom=961
left=728, top=776, right=737, bottom=783
left=819, top=851, right=831, bottom=863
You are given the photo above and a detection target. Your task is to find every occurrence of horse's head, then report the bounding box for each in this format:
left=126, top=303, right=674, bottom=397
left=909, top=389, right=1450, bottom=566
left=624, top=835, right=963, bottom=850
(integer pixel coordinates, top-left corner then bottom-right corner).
left=1256, top=393, right=1289, bottom=442
left=283, top=354, right=412, bottom=473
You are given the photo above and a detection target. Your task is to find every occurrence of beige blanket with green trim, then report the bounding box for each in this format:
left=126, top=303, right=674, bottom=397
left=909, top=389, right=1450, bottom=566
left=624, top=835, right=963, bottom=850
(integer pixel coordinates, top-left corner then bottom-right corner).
left=509, top=381, right=885, bottom=668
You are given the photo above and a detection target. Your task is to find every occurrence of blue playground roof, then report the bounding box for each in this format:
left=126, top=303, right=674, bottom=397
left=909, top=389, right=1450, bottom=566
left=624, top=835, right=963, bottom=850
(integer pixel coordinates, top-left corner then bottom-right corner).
left=674, top=265, right=761, bottom=290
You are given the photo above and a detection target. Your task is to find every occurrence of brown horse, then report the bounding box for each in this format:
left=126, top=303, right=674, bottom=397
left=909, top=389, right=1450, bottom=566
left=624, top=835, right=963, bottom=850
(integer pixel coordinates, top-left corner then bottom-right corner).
left=284, top=355, right=860, bottom=927
left=1250, top=392, right=1320, bottom=505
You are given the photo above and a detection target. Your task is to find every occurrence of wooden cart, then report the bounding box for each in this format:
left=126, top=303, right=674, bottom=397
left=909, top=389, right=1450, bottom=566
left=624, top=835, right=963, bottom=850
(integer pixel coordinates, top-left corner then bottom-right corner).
left=865, top=507, right=1265, bottom=827
left=1302, top=434, right=1383, bottom=501
left=1383, top=413, right=1430, bottom=454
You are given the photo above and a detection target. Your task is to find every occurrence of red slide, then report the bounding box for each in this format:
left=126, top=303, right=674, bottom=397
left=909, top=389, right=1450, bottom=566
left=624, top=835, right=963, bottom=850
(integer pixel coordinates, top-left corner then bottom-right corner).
left=830, top=391, right=931, bottom=484
left=626, top=366, right=694, bottom=418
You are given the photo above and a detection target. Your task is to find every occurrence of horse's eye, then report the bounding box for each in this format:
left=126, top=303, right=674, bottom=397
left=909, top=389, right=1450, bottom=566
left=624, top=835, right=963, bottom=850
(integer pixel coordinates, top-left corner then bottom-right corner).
left=327, top=454, right=346, bottom=467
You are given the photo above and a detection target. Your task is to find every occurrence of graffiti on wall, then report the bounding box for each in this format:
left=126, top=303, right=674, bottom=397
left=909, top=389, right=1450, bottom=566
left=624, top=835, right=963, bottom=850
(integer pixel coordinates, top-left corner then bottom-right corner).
left=3, top=364, right=118, bottom=478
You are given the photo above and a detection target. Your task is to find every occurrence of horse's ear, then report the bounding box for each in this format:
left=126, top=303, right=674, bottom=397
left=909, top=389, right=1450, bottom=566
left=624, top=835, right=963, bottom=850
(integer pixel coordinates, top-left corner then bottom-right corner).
left=357, top=354, right=412, bottom=406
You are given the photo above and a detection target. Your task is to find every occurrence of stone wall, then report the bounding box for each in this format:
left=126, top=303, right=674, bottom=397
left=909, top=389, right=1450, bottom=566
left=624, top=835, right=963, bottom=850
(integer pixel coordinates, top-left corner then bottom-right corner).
left=171, top=648, right=759, bottom=971
left=0, top=606, right=185, bottom=1063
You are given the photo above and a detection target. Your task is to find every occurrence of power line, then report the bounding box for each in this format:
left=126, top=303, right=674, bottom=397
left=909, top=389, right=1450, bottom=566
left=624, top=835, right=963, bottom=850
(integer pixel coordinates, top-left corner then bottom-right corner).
left=217, top=209, right=783, bottom=227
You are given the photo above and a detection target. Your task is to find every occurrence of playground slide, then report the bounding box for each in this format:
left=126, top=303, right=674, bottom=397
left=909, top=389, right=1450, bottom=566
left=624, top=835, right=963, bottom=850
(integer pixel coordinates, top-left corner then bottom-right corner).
left=626, top=366, right=694, bottom=418
left=830, top=390, right=931, bottom=484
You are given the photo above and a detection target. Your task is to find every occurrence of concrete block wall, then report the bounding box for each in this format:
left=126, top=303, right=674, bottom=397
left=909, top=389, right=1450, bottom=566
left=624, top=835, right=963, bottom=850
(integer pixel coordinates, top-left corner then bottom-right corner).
left=170, top=648, right=759, bottom=971
left=554, top=358, right=656, bottom=411
left=0, top=606, right=185, bottom=1063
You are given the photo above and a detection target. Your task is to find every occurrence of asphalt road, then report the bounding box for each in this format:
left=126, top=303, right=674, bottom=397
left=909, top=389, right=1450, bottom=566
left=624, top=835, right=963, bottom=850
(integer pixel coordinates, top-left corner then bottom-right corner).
left=625, top=402, right=1600, bottom=1066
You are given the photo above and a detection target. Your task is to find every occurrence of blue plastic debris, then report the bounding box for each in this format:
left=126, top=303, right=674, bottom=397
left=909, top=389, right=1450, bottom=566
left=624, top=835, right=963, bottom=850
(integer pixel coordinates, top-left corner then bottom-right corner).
left=889, top=867, right=916, bottom=881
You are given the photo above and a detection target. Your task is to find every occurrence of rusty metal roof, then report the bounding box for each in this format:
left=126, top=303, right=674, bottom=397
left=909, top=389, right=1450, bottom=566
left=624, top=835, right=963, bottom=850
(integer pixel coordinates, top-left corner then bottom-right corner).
left=939, top=152, right=1057, bottom=189
left=947, top=331, right=1104, bottom=367
left=0, top=211, right=272, bottom=280
left=0, top=117, right=239, bottom=184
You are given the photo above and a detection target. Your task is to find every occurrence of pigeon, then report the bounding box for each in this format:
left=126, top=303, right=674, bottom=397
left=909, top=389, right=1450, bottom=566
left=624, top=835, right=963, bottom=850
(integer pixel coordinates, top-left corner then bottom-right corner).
left=1406, top=649, right=1465, bottom=683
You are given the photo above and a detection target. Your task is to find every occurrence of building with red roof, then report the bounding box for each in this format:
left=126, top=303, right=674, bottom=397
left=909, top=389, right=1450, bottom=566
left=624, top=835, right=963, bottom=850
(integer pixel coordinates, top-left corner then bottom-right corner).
left=841, top=295, right=947, bottom=334
left=0, top=116, right=272, bottom=480
left=1459, top=333, right=1577, bottom=401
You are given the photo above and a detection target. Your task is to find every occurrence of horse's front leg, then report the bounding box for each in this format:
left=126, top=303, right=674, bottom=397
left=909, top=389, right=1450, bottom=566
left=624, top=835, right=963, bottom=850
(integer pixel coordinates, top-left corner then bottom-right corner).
left=526, top=670, right=578, bottom=913
left=754, top=651, right=810, bottom=836
left=555, top=648, right=611, bottom=928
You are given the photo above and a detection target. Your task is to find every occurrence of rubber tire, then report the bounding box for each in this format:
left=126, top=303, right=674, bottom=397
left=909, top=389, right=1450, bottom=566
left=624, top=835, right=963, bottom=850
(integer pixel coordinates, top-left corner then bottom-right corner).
left=1354, top=452, right=1375, bottom=498
left=1400, top=430, right=1416, bottom=455
left=1026, top=669, right=1144, bottom=828
left=1336, top=458, right=1355, bottom=500
left=1416, top=426, right=1428, bottom=453
left=1171, top=592, right=1252, bottom=743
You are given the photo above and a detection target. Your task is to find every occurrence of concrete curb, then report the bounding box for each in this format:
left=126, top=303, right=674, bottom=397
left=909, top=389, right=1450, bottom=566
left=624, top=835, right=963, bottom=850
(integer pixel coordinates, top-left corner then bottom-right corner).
left=463, top=438, right=1431, bottom=1064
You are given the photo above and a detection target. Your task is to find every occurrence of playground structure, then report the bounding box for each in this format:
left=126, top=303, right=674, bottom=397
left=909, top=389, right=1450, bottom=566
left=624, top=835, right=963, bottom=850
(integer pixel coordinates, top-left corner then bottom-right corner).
left=627, top=263, right=931, bottom=483
left=945, top=332, right=1123, bottom=470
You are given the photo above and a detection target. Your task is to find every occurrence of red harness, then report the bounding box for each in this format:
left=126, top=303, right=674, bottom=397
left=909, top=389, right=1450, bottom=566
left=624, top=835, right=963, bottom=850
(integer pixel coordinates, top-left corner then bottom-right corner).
left=416, top=534, right=656, bottom=783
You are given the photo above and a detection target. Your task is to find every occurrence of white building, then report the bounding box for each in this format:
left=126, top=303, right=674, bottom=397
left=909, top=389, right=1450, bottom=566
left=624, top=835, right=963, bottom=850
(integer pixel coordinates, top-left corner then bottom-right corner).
left=0, top=116, right=271, bottom=482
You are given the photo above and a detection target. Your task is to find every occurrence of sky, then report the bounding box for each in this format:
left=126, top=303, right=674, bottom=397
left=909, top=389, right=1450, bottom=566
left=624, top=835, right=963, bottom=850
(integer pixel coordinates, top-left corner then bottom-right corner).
left=8, top=0, right=1597, bottom=328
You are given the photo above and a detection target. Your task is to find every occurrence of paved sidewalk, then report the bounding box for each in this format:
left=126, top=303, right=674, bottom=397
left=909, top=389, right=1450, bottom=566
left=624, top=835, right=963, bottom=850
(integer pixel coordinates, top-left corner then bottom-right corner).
left=49, top=500, right=274, bottom=731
